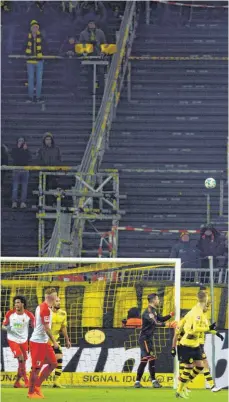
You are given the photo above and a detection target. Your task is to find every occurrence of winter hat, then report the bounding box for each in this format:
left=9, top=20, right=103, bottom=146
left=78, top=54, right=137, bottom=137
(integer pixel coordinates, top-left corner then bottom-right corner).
left=30, top=20, right=39, bottom=28
left=43, top=132, right=53, bottom=139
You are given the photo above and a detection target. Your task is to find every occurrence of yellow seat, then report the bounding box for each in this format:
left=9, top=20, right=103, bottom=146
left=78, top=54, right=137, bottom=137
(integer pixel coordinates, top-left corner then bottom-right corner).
left=75, top=43, right=94, bottom=55
left=100, top=44, right=117, bottom=55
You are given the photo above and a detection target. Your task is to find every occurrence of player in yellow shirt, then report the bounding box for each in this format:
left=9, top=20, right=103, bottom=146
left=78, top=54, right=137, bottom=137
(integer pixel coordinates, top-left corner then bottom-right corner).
left=176, top=290, right=215, bottom=398
left=172, top=315, right=186, bottom=377
left=188, top=301, right=223, bottom=392
left=50, top=297, right=71, bottom=388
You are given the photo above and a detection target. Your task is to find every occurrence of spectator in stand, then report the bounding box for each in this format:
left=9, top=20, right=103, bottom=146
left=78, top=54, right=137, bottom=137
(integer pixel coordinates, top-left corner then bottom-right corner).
left=60, top=36, right=78, bottom=95
left=110, top=1, right=125, bottom=19
left=37, top=132, right=61, bottom=167
left=37, top=133, right=61, bottom=202
left=122, top=307, right=142, bottom=328
left=79, top=20, right=106, bottom=94
left=25, top=19, right=45, bottom=103
left=60, top=35, right=76, bottom=57
left=170, top=231, right=201, bottom=268
left=77, top=1, right=107, bottom=27
left=35, top=1, right=45, bottom=11
left=11, top=137, right=31, bottom=209
left=79, top=20, right=106, bottom=55
left=197, top=224, right=226, bottom=268
left=1, top=144, right=9, bottom=187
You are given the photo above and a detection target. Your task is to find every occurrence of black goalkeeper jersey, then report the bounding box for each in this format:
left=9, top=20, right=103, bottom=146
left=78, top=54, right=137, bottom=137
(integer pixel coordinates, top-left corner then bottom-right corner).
left=139, top=305, right=172, bottom=340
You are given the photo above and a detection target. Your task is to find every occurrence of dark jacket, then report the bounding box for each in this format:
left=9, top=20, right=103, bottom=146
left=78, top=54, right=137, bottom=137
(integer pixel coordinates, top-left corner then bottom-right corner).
left=139, top=306, right=171, bottom=339
left=79, top=27, right=106, bottom=46
left=37, top=133, right=61, bottom=166
left=197, top=227, right=225, bottom=259
left=60, top=39, right=75, bottom=56
left=170, top=240, right=201, bottom=268
left=11, top=141, right=30, bottom=166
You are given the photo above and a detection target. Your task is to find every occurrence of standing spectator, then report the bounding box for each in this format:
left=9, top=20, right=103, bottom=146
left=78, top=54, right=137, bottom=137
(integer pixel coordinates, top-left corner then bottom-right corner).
left=79, top=21, right=106, bottom=55
left=37, top=133, right=61, bottom=203
left=170, top=231, right=201, bottom=268
left=11, top=137, right=31, bottom=209
left=60, top=36, right=78, bottom=96
left=197, top=224, right=226, bottom=268
left=37, top=132, right=61, bottom=166
left=79, top=21, right=107, bottom=94
left=25, top=19, right=45, bottom=103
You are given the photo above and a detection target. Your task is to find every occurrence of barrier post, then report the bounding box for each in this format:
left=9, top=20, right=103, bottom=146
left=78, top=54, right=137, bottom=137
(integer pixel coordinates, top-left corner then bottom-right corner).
left=209, top=256, right=216, bottom=380
left=219, top=179, right=224, bottom=216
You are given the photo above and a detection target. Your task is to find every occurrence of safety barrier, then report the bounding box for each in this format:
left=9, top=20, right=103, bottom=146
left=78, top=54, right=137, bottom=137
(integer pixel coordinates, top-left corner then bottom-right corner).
left=152, top=0, right=228, bottom=8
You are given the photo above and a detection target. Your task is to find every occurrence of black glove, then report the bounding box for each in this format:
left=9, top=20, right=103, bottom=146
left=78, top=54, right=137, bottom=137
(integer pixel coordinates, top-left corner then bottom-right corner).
left=171, top=347, right=176, bottom=357
left=209, top=322, right=217, bottom=330
left=216, top=332, right=224, bottom=341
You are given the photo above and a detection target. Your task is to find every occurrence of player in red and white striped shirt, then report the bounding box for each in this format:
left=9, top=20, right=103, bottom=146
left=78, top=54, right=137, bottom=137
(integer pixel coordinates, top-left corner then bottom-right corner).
left=28, top=287, right=59, bottom=399
left=2, top=295, right=35, bottom=388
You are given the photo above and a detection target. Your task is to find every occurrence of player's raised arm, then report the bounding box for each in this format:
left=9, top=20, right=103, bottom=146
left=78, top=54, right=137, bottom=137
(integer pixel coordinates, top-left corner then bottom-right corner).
left=146, top=309, right=164, bottom=327
left=157, top=311, right=175, bottom=322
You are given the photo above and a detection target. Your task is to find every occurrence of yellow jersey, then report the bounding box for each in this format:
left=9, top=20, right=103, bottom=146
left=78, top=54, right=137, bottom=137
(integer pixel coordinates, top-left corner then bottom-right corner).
left=50, top=309, right=67, bottom=345
left=176, top=316, right=186, bottom=346
left=180, top=304, right=209, bottom=348
left=199, top=311, right=209, bottom=345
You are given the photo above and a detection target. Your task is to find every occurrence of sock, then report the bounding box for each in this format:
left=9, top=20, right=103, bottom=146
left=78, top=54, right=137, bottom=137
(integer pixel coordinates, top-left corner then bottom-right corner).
left=19, top=361, right=27, bottom=382
left=148, top=358, right=156, bottom=381
left=179, top=363, right=185, bottom=378
left=16, top=364, right=22, bottom=382
left=136, top=359, right=148, bottom=382
left=177, top=367, right=193, bottom=393
left=54, top=358, right=63, bottom=382
left=204, top=370, right=215, bottom=388
left=36, top=364, right=57, bottom=387
left=29, top=368, right=40, bottom=394
left=189, top=366, right=204, bottom=383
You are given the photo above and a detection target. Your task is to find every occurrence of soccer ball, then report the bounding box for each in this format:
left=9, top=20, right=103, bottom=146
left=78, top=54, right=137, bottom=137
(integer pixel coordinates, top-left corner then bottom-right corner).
left=205, top=178, right=216, bottom=189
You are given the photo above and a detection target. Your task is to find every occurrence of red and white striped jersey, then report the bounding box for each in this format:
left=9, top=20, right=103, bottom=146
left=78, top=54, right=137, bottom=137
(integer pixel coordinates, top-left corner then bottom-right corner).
left=30, top=301, right=52, bottom=343
left=3, top=309, right=35, bottom=344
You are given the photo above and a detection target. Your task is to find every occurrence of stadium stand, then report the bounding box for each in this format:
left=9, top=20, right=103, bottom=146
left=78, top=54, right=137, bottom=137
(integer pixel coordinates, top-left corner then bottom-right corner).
left=98, top=3, right=228, bottom=258
left=1, top=2, right=228, bottom=263
left=1, top=2, right=121, bottom=256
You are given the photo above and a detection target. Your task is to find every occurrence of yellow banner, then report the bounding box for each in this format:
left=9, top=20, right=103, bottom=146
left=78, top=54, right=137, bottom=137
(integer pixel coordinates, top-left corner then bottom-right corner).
left=1, top=372, right=205, bottom=388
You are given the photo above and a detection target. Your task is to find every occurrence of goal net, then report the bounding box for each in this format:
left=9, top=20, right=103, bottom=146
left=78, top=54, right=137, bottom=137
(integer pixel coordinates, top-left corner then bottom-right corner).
left=1, top=257, right=212, bottom=389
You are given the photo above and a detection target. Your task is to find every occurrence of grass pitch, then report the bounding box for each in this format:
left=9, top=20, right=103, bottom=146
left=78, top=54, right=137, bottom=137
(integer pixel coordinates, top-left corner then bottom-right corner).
left=1, top=387, right=228, bottom=402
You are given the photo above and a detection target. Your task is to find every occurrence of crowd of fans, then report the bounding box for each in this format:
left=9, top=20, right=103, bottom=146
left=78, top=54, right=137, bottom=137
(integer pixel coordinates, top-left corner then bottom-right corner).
left=1, top=133, right=61, bottom=208
left=2, top=1, right=123, bottom=102
left=170, top=225, right=227, bottom=269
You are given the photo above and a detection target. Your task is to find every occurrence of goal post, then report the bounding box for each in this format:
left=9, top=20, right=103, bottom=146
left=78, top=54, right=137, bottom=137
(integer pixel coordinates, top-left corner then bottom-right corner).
left=1, top=257, right=181, bottom=388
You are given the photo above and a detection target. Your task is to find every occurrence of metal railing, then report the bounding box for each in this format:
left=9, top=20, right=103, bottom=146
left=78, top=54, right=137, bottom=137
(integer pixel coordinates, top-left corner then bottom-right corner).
left=79, top=2, right=138, bottom=175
